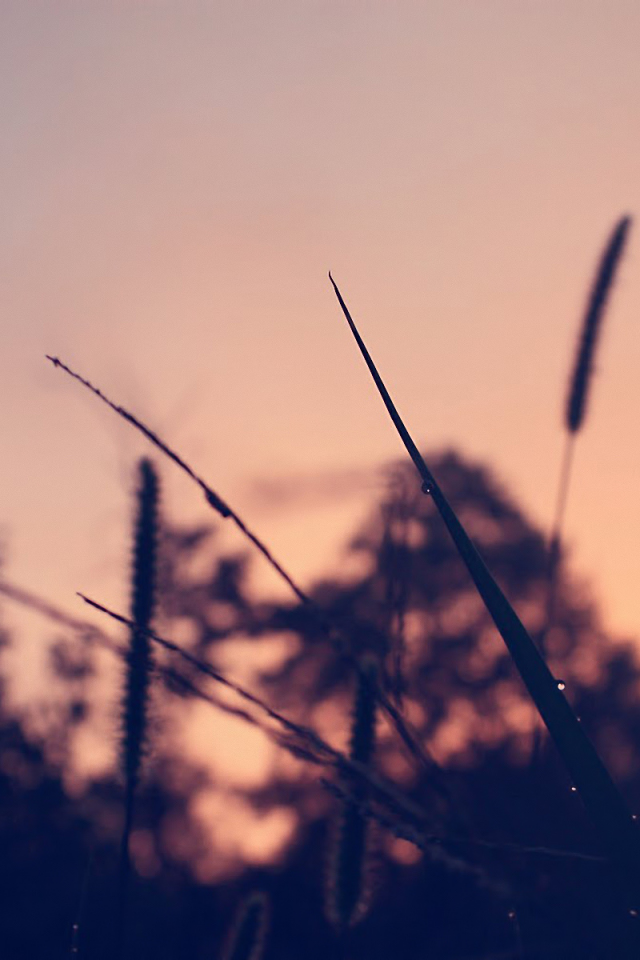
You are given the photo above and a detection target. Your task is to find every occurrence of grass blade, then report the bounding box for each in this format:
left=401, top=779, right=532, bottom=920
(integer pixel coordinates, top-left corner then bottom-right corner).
left=329, top=273, right=640, bottom=894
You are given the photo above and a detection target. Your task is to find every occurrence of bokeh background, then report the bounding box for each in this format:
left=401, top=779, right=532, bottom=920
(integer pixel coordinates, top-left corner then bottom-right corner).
left=2, top=3, right=640, bottom=958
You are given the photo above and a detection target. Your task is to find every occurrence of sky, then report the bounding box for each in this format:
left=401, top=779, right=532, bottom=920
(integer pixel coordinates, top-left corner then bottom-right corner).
left=2, top=1, right=640, bottom=722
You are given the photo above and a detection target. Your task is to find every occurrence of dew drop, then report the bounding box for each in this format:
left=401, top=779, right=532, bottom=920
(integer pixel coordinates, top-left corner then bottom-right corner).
left=633, top=814, right=638, bottom=821
left=507, top=910, right=516, bottom=920
left=556, top=679, right=566, bottom=691
left=570, top=786, right=577, bottom=793
left=421, top=480, right=432, bottom=495
left=629, top=909, right=638, bottom=918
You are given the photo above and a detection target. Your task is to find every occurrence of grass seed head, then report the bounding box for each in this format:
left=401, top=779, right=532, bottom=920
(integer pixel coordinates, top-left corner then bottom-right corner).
left=566, top=215, right=632, bottom=433
left=325, top=655, right=378, bottom=932
left=122, top=457, right=159, bottom=796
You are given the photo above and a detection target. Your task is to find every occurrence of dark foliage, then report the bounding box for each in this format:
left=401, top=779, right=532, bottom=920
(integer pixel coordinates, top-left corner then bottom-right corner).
left=1, top=450, right=640, bottom=959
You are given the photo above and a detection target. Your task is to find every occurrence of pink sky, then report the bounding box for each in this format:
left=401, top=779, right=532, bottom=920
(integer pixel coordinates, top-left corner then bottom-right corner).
left=2, top=0, right=640, bottom=710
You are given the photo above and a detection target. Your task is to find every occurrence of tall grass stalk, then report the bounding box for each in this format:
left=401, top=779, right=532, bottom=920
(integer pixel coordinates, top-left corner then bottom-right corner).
left=326, top=657, right=378, bottom=933
left=542, top=215, right=632, bottom=655
left=329, top=272, right=640, bottom=903
left=117, top=458, right=159, bottom=957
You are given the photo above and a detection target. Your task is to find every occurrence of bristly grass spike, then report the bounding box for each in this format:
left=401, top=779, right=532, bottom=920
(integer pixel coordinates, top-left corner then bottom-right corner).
left=117, top=457, right=159, bottom=958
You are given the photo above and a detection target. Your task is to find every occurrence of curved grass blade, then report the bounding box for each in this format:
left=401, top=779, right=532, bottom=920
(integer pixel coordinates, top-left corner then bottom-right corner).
left=329, top=273, right=640, bottom=895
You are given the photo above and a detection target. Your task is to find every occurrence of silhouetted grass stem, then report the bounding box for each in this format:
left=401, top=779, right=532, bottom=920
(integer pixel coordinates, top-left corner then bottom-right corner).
left=326, top=659, right=377, bottom=931
left=117, top=459, right=159, bottom=958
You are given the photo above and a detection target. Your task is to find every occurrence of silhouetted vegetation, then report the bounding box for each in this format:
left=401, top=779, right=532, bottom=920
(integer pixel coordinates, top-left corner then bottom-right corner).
left=2, top=216, right=637, bottom=958
left=2, top=449, right=640, bottom=959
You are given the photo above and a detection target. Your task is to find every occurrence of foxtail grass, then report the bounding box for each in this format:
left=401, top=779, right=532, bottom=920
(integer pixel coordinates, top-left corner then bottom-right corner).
left=566, top=216, right=631, bottom=435
left=329, top=272, right=640, bottom=906
left=542, top=216, right=632, bottom=657
left=117, top=458, right=159, bottom=957
left=326, top=656, right=378, bottom=933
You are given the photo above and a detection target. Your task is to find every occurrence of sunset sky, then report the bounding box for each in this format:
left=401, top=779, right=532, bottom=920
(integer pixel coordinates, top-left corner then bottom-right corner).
left=2, top=0, right=640, bottom=721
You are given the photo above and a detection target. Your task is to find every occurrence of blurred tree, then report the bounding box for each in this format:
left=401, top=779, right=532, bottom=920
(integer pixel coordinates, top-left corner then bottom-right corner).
left=157, top=449, right=640, bottom=958
left=2, top=449, right=640, bottom=959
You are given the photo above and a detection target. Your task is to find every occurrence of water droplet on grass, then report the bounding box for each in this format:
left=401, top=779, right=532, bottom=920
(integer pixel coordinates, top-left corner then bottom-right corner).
left=556, top=679, right=566, bottom=691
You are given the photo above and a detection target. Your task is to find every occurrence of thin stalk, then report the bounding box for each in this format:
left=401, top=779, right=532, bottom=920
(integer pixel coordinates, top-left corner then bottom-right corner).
left=535, top=217, right=631, bottom=756
left=544, top=215, right=631, bottom=653
left=530, top=435, right=575, bottom=762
